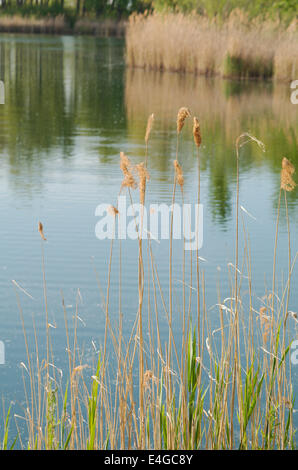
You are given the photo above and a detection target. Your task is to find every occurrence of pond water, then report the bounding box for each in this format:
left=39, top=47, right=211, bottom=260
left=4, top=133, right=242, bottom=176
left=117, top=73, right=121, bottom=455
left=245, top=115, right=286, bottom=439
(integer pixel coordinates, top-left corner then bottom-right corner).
left=0, top=34, right=297, bottom=445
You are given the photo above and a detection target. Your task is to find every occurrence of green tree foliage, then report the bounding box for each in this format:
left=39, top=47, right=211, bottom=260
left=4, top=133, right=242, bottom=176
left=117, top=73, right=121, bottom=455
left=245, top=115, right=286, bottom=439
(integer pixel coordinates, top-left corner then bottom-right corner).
left=0, top=0, right=153, bottom=18
left=0, top=0, right=296, bottom=19
left=153, top=0, right=298, bottom=19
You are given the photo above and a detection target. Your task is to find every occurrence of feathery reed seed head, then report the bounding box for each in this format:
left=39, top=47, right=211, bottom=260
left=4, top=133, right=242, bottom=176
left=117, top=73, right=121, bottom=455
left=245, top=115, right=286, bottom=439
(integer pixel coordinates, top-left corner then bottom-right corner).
left=144, top=370, right=157, bottom=390
left=177, top=107, right=191, bottom=134
left=258, top=306, right=271, bottom=344
left=108, top=206, right=119, bottom=217
left=173, top=159, right=184, bottom=189
left=38, top=221, right=47, bottom=241
left=136, top=162, right=150, bottom=205
left=71, top=364, right=88, bottom=382
left=121, top=173, right=138, bottom=190
left=120, top=151, right=137, bottom=190
left=120, top=151, right=131, bottom=176
left=193, top=117, right=202, bottom=148
left=281, top=157, right=296, bottom=192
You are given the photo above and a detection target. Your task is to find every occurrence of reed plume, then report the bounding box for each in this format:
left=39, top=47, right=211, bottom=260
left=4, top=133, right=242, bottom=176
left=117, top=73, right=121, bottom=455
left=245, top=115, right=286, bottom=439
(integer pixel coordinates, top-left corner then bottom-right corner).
left=193, top=117, right=202, bottom=148
left=120, top=151, right=137, bottom=190
left=143, top=370, right=157, bottom=391
left=120, top=151, right=132, bottom=176
left=121, top=174, right=138, bottom=190
left=71, top=364, right=88, bottom=381
left=281, top=157, right=296, bottom=192
left=136, top=162, right=150, bottom=206
left=38, top=222, right=47, bottom=241
left=258, top=306, right=271, bottom=344
left=173, top=160, right=184, bottom=190
left=108, top=206, right=119, bottom=217
left=177, top=107, right=191, bottom=134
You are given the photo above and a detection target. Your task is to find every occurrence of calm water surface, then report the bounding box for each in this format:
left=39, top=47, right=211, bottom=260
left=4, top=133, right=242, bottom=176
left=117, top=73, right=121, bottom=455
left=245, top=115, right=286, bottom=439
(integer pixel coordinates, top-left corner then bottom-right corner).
left=0, top=34, right=297, bottom=443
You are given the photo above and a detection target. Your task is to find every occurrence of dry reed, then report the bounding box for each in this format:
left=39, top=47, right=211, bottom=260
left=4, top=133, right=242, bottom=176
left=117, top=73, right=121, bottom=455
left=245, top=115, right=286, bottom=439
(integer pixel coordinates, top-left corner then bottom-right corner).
left=173, top=159, right=184, bottom=190
left=38, top=221, right=47, bottom=241
left=108, top=205, right=119, bottom=217
left=177, top=107, right=191, bottom=134
left=0, top=14, right=66, bottom=34
left=193, top=117, right=202, bottom=148
left=120, top=151, right=137, bottom=190
left=0, top=15, right=126, bottom=37
left=126, top=12, right=298, bottom=81
left=135, top=162, right=150, bottom=206
left=281, top=157, right=296, bottom=192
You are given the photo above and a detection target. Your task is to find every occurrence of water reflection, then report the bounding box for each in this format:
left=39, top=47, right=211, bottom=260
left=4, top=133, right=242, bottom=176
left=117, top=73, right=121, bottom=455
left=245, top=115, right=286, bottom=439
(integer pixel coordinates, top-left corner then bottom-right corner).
left=0, top=35, right=126, bottom=177
left=0, top=35, right=297, bottom=225
left=125, top=68, right=298, bottom=223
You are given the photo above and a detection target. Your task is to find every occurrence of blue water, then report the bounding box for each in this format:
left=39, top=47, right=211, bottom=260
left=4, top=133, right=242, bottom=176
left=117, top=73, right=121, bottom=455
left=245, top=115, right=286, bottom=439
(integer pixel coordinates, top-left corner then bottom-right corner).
left=0, top=34, right=297, bottom=447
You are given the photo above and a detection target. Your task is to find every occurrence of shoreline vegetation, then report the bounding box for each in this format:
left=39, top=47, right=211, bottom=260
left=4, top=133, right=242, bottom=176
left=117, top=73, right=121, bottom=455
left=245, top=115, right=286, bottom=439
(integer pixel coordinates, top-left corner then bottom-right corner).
left=0, top=0, right=142, bottom=37
left=0, top=14, right=126, bottom=36
left=2, top=11, right=298, bottom=83
left=126, top=12, right=298, bottom=82
left=0, top=2, right=297, bottom=81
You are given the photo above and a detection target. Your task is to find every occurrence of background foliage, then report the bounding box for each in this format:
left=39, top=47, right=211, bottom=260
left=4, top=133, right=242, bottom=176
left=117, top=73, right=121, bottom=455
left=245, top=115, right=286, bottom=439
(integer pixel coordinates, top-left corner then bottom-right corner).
left=0, top=0, right=297, bottom=20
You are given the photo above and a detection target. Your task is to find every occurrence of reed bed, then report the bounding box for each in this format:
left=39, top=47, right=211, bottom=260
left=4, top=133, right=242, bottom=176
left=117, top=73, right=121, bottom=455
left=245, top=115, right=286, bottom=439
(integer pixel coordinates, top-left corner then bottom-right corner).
left=0, top=14, right=67, bottom=34
left=1, top=110, right=297, bottom=450
left=0, top=15, right=126, bottom=36
left=125, top=12, right=298, bottom=82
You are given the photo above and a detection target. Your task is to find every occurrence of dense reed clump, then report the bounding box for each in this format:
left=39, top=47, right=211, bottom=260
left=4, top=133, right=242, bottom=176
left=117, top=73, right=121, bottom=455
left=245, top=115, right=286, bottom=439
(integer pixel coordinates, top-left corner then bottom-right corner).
left=126, top=12, right=298, bottom=81
left=3, top=111, right=297, bottom=451
left=0, top=15, right=126, bottom=37
left=0, top=14, right=67, bottom=34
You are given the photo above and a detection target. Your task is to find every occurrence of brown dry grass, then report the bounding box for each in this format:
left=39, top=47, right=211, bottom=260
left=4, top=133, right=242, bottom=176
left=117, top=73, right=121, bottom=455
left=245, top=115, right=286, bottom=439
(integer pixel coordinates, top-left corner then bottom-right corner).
left=126, top=12, right=298, bottom=82
left=0, top=14, right=66, bottom=34
left=0, top=15, right=126, bottom=36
